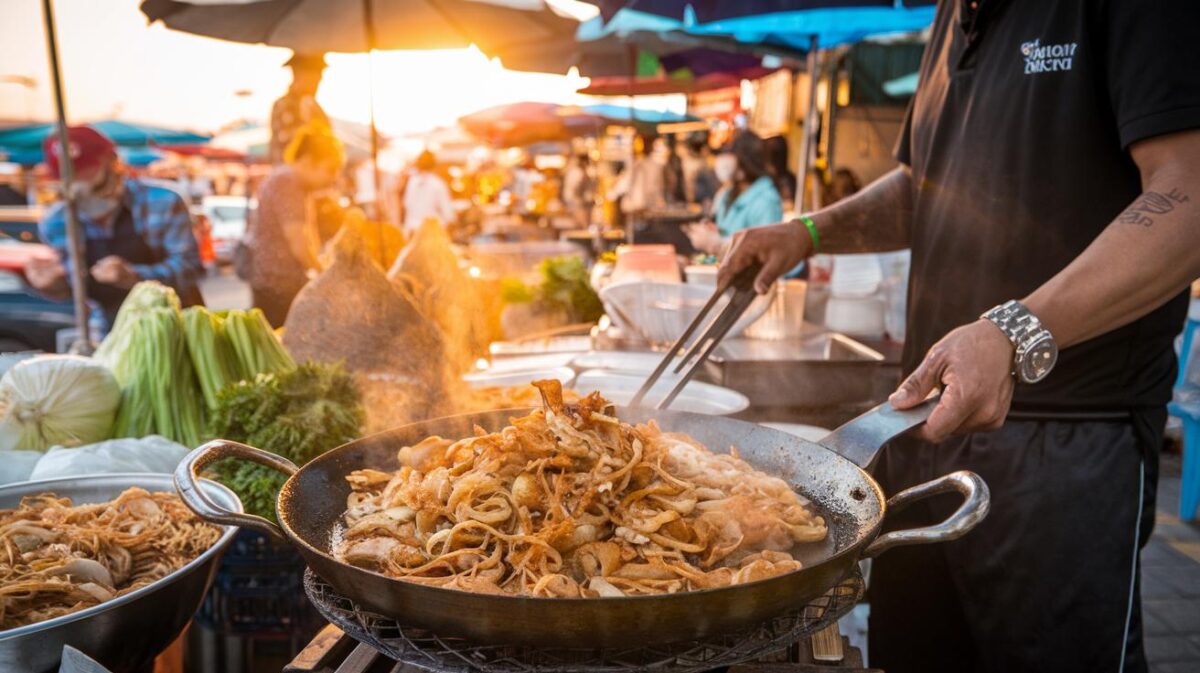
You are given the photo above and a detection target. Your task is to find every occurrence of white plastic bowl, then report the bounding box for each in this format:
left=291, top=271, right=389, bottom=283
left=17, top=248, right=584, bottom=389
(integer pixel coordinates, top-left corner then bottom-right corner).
left=599, top=280, right=771, bottom=347
left=574, top=370, right=749, bottom=415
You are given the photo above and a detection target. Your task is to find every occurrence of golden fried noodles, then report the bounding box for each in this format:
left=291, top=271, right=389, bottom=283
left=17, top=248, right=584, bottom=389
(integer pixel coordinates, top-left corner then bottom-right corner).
left=334, top=381, right=827, bottom=597
left=0, top=488, right=220, bottom=630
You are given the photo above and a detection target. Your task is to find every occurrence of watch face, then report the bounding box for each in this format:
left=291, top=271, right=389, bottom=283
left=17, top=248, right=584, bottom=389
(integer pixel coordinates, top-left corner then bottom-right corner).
left=1020, top=338, right=1059, bottom=383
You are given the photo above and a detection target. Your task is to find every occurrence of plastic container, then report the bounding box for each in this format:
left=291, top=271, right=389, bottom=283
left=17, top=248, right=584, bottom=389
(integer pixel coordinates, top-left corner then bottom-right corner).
left=599, top=280, right=771, bottom=347
left=824, top=295, right=886, bottom=339
left=744, top=280, right=808, bottom=340
left=610, top=244, right=681, bottom=284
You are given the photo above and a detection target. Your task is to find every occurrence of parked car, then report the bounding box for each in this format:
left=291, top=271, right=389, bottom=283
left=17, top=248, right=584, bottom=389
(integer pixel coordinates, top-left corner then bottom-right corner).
left=0, top=231, right=74, bottom=352
left=0, top=205, right=43, bottom=244
left=201, top=195, right=250, bottom=264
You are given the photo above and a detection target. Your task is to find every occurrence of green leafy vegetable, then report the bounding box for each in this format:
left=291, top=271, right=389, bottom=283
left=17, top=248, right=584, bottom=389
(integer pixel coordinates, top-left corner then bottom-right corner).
left=224, top=308, right=295, bottom=378
left=208, top=362, right=363, bottom=521
left=538, top=256, right=604, bottom=323
left=95, top=282, right=203, bottom=448
left=0, top=355, right=121, bottom=451
left=499, top=256, right=603, bottom=323
left=182, top=307, right=243, bottom=411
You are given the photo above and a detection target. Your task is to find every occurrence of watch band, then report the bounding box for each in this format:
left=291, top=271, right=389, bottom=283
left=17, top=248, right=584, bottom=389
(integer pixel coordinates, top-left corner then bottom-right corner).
left=981, top=300, right=1057, bottom=383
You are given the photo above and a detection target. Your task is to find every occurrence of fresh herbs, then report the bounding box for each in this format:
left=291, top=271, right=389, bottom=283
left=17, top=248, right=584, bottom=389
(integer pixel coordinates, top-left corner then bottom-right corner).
left=208, top=362, right=363, bottom=521
left=502, top=256, right=603, bottom=323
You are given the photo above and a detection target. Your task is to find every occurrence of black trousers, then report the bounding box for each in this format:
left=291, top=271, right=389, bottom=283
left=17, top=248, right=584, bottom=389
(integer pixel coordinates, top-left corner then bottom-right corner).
left=868, top=409, right=1164, bottom=673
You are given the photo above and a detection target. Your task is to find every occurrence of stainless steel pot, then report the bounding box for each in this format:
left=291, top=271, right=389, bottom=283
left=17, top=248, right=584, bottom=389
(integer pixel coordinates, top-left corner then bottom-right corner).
left=0, top=474, right=241, bottom=673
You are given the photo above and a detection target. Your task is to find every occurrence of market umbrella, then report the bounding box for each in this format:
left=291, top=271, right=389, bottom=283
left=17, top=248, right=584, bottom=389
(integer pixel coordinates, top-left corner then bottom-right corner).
left=577, top=67, right=776, bottom=95
left=883, top=70, right=919, bottom=96
left=595, top=2, right=935, bottom=212
left=209, top=119, right=379, bottom=162
left=0, top=119, right=210, bottom=150
left=579, top=104, right=697, bottom=129
left=587, top=0, right=937, bottom=24
left=458, top=102, right=604, bottom=148
left=140, top=0, right=580, bottom=54
left=492, top=8, right=805, bottom=78
left=141, top=0, right=583, bottom=207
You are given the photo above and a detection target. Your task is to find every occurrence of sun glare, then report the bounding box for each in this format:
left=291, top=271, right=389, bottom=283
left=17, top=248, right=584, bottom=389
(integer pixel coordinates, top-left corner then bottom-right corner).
left=318, top=46, right=593, bottom=136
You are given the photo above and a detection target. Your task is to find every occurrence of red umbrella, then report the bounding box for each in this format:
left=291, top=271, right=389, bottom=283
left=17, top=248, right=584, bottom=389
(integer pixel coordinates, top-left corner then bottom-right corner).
left=164, top=144, right=247, bottom=161
left=458, top=102, right=604, bottom=148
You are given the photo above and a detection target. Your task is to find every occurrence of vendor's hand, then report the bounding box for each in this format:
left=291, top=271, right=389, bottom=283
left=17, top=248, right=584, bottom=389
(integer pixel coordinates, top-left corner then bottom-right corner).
left=717, top=219, right=813, bottom=294
left=889, top=319, right=1016, bottom=442
left=684, top=222, right=723, bottom=255
left=25, top=255, right=66, bottom=291
left=90, top=255, right=141, bottom=289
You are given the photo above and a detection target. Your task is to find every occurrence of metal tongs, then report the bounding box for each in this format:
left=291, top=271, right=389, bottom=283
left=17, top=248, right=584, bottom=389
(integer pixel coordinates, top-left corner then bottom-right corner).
left=631, top=263, right=762, bottom=410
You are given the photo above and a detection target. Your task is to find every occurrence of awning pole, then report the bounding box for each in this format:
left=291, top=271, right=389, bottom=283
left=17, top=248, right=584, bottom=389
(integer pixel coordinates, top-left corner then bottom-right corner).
left=361, top=0, right=385, bottom=265
left=626, top=43, right=637, bottom=246
left=795, top=35, right=820, bottom=215
left=41, top=0, right=91, bottom=354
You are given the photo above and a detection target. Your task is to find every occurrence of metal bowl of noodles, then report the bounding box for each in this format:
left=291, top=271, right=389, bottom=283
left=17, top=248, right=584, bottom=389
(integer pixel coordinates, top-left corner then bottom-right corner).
left=0, top=474, right=241, bottom=673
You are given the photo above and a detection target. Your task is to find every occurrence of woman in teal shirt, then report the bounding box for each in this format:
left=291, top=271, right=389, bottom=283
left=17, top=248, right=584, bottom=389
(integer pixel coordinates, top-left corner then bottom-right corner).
left=686, top=130, right=783, bottom=255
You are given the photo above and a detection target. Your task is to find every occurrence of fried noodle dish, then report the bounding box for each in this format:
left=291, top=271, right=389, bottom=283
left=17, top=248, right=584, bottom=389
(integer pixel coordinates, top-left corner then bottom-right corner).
left=0, top=488, right=220, bottom=630
left=334, top=381, right=827, bottom=597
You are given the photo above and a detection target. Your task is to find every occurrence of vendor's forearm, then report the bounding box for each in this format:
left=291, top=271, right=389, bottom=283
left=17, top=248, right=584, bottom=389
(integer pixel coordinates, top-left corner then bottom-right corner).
left=1024, top=131, right=1200, bottom=349
left=809, top=166, right=914, bottom=254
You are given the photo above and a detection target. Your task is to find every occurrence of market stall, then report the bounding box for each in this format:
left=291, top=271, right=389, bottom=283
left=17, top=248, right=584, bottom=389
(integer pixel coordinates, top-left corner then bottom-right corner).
left=1, top=3, right=978, bottom=673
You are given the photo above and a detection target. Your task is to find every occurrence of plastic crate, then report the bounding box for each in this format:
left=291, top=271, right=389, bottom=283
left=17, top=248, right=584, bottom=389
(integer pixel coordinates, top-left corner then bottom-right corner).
left=193, top=529, right=321, bottom=635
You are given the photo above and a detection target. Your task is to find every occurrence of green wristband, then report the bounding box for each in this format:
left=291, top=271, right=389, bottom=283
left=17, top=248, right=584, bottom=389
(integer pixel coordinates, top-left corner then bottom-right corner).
left=798, top=215, right=820, bottom=254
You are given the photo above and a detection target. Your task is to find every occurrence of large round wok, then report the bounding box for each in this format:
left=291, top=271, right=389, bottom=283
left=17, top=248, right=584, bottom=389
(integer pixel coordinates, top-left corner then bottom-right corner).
left=176, top=399, right=988, bottom=648
left=0, top=474, right=241, bottom=673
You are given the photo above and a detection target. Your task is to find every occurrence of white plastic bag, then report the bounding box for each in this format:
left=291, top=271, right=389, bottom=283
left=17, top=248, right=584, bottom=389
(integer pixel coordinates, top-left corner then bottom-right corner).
left=29, top=435, right=190, bottom=481
left=0, top=450, right=41, bottom=485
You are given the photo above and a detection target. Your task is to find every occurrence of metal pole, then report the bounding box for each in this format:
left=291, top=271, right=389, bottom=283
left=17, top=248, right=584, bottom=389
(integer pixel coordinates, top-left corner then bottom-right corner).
left=361, top=0, right=385, bottom=264
left=41, top=0, right=91, bottom=354
left=794, top=35, right=820, bottom=215
left=625, top=43, right=638, bottom=246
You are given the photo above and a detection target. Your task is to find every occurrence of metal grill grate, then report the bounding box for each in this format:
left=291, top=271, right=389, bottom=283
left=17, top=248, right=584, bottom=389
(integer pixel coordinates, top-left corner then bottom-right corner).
left=303, top=569, right=864, bottom=673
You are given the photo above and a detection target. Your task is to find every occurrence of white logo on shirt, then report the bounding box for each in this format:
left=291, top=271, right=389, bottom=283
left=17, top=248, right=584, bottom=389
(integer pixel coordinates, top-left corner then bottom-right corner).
left=1021, top=39, right=1077, bottom=74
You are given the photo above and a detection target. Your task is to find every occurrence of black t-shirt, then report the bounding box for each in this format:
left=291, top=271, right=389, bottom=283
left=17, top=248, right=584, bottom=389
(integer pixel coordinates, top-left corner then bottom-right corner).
left=896, top=0, right=1200, bottom=414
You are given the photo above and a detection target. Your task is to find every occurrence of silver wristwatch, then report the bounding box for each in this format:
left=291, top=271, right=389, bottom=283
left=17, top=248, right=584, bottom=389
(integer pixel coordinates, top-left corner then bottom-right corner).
left=981, top=300, right=1058, bottom=384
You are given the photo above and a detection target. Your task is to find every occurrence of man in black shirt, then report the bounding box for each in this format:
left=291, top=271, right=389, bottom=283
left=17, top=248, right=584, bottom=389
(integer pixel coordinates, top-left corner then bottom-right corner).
left=720, top=1, right=1200, bottom=671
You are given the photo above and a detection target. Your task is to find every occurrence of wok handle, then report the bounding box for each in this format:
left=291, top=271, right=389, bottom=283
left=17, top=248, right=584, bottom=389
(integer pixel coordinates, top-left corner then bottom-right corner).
left=862, top=470, right=990, bottom=558
left=173, top=439, right=298, bottom=541
left=818, top=395, right=938, bottom=469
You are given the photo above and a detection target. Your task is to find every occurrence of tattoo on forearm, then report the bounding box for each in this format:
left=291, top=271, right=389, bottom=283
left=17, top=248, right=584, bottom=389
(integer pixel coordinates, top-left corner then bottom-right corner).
left=1118, top=188, right=1190, bottom=227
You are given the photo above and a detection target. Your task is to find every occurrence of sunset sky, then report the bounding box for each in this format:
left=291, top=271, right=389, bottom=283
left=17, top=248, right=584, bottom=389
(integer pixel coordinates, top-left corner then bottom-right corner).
left=0, top=0, right=671, bottom=137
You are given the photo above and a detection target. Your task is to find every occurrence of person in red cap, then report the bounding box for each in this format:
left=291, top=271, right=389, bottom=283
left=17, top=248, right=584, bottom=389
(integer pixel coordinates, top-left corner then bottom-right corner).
left=27, top=125, right=203, bottom=326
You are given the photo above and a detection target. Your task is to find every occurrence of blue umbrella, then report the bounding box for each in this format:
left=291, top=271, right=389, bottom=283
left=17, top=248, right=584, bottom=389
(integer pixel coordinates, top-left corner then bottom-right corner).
left=681, top=6, right=934, bottom=50
left=589, top=1, right=936, bottom=24
left=117, top=146, right=167, bottom=167
left=0, top=119, right=209, bottom=150
left=582, top=104, right=698, bottom=125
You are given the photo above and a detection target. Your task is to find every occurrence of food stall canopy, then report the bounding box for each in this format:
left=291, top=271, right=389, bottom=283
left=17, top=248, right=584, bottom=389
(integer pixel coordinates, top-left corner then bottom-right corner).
left=580, top=104, right=697, bottom=126
left=588, top=0, right=937, bottom=24
left=578, top=68, right=774, bottom=95
left=458, top=102, right=605, bottom=148
left=0, top=119, right=210, bottom=150
left=210, top=119, right=380, bottom=163
left=140, top=0, right=583, bottom=205
left=575, top=48, right=778, bottom=95
left=883, top=70, right=920, bottom=96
